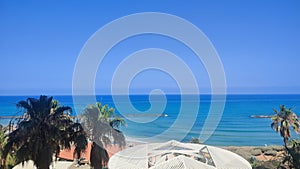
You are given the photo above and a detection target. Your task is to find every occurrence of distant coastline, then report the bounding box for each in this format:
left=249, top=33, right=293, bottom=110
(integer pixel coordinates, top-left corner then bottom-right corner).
left=250, top=115, right=299, bottom=119
left=250, top=115, right=273, bottom=118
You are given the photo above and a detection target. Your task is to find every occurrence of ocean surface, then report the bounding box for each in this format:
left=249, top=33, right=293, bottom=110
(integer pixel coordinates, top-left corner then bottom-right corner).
left=1, top=94, right=300, bottom=146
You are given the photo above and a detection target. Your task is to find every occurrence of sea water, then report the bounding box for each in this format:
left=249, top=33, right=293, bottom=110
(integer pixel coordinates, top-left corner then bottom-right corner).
left=0, top=94, right=300, bottom=146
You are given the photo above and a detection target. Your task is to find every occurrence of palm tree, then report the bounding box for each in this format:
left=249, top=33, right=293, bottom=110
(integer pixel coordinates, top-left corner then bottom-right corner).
left=271, top=105, right=300, bottom=148
left=81, top=102, right=126, bottom=169
left=3, top=96, right=87, bottom=169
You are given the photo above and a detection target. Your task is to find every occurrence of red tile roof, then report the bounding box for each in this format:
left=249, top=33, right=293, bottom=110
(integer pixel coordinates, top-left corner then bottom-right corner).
left=58, top=142, right=123, bottom=161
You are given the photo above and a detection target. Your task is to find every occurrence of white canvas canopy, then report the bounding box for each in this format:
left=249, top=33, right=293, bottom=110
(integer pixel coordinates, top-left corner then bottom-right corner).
left=108, top=140, right=252, bottom=169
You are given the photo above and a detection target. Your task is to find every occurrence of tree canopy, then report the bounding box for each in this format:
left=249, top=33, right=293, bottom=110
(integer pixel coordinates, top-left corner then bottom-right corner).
left=81, top=102, right=126, bottom=169
left=3, top=96, right=87, bottom=169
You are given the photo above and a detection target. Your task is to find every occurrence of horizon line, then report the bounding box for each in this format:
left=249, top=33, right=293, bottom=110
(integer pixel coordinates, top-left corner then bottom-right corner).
left=1, top=93, right=300, bottom=96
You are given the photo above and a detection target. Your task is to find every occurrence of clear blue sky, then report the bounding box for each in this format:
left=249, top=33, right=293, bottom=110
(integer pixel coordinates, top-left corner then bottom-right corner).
left=0, top=0, right=300, bottom=95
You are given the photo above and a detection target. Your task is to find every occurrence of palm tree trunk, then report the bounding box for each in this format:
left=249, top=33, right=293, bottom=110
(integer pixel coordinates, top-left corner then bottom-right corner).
left=35, top=146, right=52, bottom=169
left=284, top=138, right=291, bottom=154
left=283, top=138, right=294, bottom=168
left=90, top=142, right=103, bottom=169
left=90, top=142, right=109, bottom=169
left=37, top=167, right=50, bottom=169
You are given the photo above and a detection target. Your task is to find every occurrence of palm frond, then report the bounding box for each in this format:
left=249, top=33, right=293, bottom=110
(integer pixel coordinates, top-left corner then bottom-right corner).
left=4, top=96, right=87, bottom=169
left=17, top=101, right=31, bottom=110
left=81, top=102, right=126, bottom=166
left=110, top=117, right=126, bottom=128
left=52, top=106, right=72, bottom=117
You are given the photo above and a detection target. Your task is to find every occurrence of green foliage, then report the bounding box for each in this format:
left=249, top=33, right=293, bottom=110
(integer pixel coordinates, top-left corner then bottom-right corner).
left=271, top=105, right=300, bottom=147
left=285, top=139, right=300, bottom=169
left=3, top=96, right=87, bottom=169
left=82, top=102, right=126, bottom=147
left=81, top=102, right=126, bottom=169
left=0, top=125, right=16, bottom=169
left=271, top=105, right=300, bottom=169
left=249, top=156, right=260, bottom=168
left=51, top=99, right=59, bottom=110
left=0, top=124, right=5, bottom=166
left=189, top=137, right=201, bottom=144
left=248, top=157, right=281, bottom=169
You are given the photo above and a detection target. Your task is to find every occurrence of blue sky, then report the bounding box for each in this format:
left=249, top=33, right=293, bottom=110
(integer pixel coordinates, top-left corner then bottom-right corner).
left=0, top=0, right=300, bottom=95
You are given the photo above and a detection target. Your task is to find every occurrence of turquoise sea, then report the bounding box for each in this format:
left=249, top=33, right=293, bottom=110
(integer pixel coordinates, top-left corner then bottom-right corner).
left=1, top=95, right=300, bottom=146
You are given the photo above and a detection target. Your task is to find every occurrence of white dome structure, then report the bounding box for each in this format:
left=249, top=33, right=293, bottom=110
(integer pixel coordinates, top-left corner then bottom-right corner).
left=108, top=140, right=252, bottom=169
